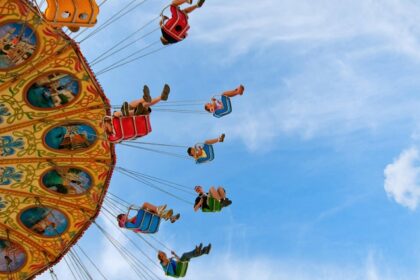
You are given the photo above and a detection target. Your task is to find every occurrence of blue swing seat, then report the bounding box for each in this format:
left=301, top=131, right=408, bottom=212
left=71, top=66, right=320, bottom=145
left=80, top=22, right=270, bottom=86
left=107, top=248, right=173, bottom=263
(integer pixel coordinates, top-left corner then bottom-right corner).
left=125, top=209, right=161, bottom=234
left=213, top=96, right=232, bottom=118
left=195, top=144, right=215, bottom=164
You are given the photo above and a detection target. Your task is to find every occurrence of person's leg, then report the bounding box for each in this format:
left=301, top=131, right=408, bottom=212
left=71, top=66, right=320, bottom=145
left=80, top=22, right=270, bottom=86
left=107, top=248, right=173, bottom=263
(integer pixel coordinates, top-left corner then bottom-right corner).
left=204, top=134, right=225, bottom=145
left=216, top=187, right=226, bottom=199
left=180, top=246, right=203, bottom=261
left=208, top=187, right=222, bottom=201
left=183, top=5, right=197, bottom=13
left=129, top=98, right=146, bottom=108
left=222, top=85, right=245, bottom=98
left=171, top=0, right=190, bottom=7
left=142, top=202, right=158, bottom=214
left=147, top=96, right=162, bottom=107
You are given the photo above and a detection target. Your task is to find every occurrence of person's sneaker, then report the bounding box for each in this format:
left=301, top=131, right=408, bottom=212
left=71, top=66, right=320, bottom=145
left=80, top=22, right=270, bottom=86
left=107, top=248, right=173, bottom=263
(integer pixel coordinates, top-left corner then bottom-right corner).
left=143, top=85, right=152, bottom=103
left=219, top=133, right=225, bottom=142
left=162, top=209, right=173, bottom=220
left=203, top=243, right=211, bottom=254
left=221, top=198, right=232, bottom=207
left=121, top=102, right=129, bottom=116
left=156, top=205, right=167, bottom=215
left=194, top=243, right=203, bottom=255
left=170, top=213, right=180, bottom=223
left=197, top=0, right=205, bottom=7
left=134, top=103, right=145, bottom=115
left=161, top=84, right=170, bottom=101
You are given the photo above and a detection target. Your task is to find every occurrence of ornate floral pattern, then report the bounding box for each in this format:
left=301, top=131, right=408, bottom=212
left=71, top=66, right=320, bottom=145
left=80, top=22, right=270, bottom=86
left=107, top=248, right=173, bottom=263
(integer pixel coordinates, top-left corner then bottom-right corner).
left=0, top=135, right=24, bottom=156
left=0, top=166, right=22, bottom=185
left=0, top=104, right=10, bottom=124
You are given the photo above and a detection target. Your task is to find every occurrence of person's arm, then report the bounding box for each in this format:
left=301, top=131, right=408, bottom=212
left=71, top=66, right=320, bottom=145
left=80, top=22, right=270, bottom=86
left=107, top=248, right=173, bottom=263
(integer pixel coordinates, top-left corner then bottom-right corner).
left=171, top=251, right=181, bottom=261
left=160, top=16, right=169, bottom=26
left=194, top=198, right=203, bottom=212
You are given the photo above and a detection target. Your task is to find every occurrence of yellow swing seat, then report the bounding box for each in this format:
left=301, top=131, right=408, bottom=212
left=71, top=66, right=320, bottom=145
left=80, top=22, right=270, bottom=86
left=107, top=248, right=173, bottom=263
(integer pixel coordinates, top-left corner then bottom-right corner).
left=44, top=0, right=99, bottom=30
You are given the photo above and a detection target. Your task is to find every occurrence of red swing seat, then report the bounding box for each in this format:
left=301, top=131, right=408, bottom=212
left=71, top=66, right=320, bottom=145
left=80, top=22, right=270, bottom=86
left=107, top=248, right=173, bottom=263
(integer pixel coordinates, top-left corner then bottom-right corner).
left=161, top=5, right=190, bottom=42
left=105, top=115, right=152, bottom=143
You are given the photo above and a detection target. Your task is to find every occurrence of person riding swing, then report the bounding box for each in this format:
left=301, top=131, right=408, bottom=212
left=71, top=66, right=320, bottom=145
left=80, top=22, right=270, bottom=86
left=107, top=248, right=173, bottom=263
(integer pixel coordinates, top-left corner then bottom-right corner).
left=160, top=0, right=206, bottom=45
left=158, top=243, right=211, bottom=277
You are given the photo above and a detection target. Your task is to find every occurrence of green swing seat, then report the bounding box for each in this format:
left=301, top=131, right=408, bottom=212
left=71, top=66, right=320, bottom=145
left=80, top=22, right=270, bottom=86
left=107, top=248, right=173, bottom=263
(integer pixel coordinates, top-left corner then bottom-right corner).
left=166, top=261, right=189, bottom=278
left=202, top=196, right=222, bottom=213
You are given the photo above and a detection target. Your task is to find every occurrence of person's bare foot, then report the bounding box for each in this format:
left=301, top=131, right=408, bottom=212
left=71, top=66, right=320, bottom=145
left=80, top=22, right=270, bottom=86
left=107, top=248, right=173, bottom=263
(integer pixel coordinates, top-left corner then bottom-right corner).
left=237, top=84, right=245, bottom=95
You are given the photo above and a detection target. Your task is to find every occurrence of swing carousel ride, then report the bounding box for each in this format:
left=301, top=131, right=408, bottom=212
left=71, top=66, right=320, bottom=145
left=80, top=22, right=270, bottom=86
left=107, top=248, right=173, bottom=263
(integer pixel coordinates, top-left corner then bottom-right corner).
left=0, top=0, right=242, bottom=279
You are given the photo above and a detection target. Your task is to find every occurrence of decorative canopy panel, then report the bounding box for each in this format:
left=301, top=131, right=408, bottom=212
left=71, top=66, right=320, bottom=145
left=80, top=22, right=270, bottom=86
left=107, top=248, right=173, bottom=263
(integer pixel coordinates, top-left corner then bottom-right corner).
left=0, top=1, right=116, bottom=279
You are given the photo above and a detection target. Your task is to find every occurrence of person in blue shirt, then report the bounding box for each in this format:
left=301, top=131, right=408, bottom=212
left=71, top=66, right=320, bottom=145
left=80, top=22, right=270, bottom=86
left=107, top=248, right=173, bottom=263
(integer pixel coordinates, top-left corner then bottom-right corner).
left=158, top=243, right=211, bottom=276
left=204, top=85, right=245, bottom=114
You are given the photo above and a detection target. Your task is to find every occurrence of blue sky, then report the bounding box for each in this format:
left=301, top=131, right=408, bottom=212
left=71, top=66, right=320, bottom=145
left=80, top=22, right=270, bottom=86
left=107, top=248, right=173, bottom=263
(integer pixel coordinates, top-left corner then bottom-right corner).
left=37, top=0, right=420, bottom=279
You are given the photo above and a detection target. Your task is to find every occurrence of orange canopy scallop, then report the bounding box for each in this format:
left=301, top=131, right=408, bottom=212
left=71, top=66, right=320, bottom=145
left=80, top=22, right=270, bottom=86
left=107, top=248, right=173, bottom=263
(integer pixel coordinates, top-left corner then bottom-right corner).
left=0, top=0, right=115, bottom=278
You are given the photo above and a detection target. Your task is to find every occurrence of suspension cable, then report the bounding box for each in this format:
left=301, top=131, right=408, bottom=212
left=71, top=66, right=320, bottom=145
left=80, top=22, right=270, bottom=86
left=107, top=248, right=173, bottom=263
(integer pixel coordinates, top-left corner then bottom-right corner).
left=76, top=245, right=109, bottom=280
left=73, top=0, right=138, bottom=41
left=77, top=0, right=150, bottom=43
left=116, top=167, right=195, bottom=195
left=118, top=142, right=190, bottom=159
left=63, top=255, right=79, bottom=280
left=96, top=44, right=166, bottom=76
left=95, top=40, right=162, bottom=75
left=102, top=206, right=162, bottom=253
left=115, top=167, right=193, bottom=205
left=100, top=205, right=164, bottom=272
left=93, top=221, right=153, bottom=280
left=90, top=16, right=160, bottom=65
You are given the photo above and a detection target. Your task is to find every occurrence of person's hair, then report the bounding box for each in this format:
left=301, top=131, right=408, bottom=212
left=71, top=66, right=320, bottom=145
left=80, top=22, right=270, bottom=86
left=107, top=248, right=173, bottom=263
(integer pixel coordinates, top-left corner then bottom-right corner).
left=160, top=36, right=169, bottom=45
left=157, top=251, right=165, bottom=261
left=204, top=104, right=211, bottom=112
left=187, top=147, right=193, bottom=156
left=117, top=214, right=125, bottom=227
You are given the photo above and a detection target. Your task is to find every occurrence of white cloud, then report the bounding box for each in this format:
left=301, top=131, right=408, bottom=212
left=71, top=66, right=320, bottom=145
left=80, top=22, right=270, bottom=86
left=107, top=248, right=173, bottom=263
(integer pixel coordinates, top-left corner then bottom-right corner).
left=37, top=249, right=413, bottom=280
left=181, top=251, right=407, bottom=280
left=194, top=0, right=420, bottom=59
left=384, top=147, right=420, bottom=210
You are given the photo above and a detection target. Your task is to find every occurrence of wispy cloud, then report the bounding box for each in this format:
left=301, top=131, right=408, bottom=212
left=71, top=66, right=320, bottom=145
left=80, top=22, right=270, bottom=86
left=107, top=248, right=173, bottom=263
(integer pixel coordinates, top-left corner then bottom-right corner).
left=185, top=251, right=407, bottom=280
left=384, top=147, right=420, bottom=210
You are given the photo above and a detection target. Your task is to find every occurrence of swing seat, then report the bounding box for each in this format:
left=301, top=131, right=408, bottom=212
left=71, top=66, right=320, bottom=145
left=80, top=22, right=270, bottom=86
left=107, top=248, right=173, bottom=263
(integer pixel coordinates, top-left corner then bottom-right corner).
left=166, top=261, right=189, bottom=278
left=105, top=115, right=152, bottom=144
left=213, top=96, right=232, bottom=118
left=125, top=209, right=161, bottom=234
left=44, top=0, right=99, bottom=29
left=160, top=5, right=190, bottom=42
left=202, top=196, right=222, bottom=213
left=195, top=144, right=214, bottom=164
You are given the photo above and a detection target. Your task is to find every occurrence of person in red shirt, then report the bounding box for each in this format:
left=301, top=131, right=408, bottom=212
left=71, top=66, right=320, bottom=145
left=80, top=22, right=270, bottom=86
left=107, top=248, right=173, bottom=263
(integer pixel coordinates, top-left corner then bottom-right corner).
left=160, top=0, right=205, bottom=45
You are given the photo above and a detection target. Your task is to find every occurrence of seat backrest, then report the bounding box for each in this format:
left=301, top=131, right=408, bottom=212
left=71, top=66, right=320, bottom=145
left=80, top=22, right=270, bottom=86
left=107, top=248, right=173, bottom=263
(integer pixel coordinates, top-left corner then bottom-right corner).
left=213, top=96, right=232, bottom=118
left=202, top=197, right=222, bottom=212
left=139, top=210, right=152, bottom=231
left=196, top=144, right=215, bottom=164
left=107, top=117, right=123, bottom=143
left=44, top=0, right=99, bottom=27
left=134, top=115, right=152, bottom=137
left=175, top=261, right=188, bottom=277
left=147, top=215, right=161, bottom=233
left=162, top=5, right=190, bottom=41
left=121, top=117, right=136, bottom=140
left=107, top=115, right=152, bottom=143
